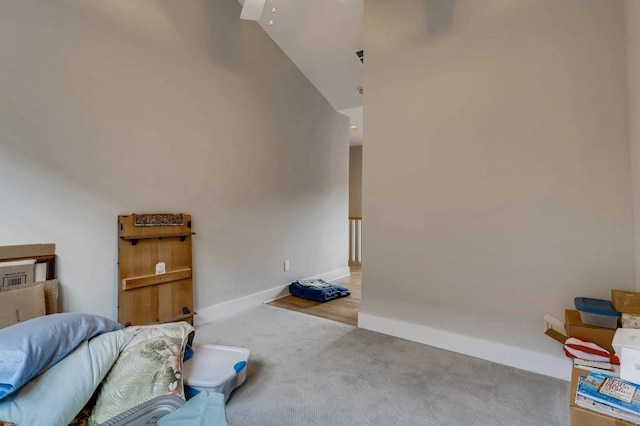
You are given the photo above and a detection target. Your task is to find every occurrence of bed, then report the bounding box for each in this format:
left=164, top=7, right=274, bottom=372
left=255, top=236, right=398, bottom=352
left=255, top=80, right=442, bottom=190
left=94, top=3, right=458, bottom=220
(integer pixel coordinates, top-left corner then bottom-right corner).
left=0, top=313, right=205, bottom=426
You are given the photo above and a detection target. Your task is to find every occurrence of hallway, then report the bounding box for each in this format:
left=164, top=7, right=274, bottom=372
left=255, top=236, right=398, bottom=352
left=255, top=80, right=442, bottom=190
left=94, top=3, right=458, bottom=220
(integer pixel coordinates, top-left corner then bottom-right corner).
left=267, top=264, right=361, bottom=326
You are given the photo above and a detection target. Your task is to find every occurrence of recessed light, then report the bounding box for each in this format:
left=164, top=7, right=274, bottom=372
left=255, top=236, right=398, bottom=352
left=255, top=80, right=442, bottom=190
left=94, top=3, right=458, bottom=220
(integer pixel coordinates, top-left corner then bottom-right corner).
left=350, top=125, right=359, bottom=130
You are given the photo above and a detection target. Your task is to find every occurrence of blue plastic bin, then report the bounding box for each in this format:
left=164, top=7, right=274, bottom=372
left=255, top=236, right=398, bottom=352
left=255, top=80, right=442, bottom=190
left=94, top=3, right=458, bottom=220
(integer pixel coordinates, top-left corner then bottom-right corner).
left=574, top=297, right=619, bottom=329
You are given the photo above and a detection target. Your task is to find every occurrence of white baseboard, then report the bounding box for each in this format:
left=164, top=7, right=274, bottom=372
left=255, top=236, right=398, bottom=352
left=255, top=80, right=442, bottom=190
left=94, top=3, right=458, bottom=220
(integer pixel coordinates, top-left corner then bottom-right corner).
left=194, top=284, right=288, bottom=326
left=263, top=266, right=351, bottom=303
left=310, top=266, right=351, bottom=282
left=194, top=266, right=351, bottom=327
left=358, top=312, right=572, bottom=381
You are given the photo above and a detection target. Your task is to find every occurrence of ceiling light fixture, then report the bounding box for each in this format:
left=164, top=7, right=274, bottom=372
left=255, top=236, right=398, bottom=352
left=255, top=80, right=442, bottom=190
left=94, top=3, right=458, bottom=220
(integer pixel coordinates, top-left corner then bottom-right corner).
left=239, top=0, right=276, bottom=25
left=240, top=0, right=267, bottom=21
left=350, top=125, right=359, bottom=130
left=269, top=0, right=276, bottom=26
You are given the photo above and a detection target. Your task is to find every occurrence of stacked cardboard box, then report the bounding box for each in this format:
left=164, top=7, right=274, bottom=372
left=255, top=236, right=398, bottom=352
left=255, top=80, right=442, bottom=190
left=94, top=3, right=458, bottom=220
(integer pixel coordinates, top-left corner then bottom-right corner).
left=565, top=309, right=617, bottom=353
left=550, top=310, right=617, bottom=424
left=0, top=259, right=35, bottom=288
left=570, top=368, right=635, bottom=426
left=611, top=290, right=640, bottom=387
left=612, top=290, right=640, bottom=328
left=564, top=291, right=640, bottom=425
left=0, top=244, right=57, bottom=329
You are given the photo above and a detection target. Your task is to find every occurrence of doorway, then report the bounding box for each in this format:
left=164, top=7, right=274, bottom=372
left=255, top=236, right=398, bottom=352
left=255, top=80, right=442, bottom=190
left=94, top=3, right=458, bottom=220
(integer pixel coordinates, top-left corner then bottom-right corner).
left=268, top=144, right=363, bottom=326
left=267, top=267, right=360, bottom=325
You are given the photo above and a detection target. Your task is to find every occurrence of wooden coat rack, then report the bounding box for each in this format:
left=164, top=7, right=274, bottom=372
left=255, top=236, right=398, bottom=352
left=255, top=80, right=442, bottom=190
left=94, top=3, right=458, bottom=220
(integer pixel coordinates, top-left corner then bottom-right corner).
left=118, top=214, right=195, bottom=326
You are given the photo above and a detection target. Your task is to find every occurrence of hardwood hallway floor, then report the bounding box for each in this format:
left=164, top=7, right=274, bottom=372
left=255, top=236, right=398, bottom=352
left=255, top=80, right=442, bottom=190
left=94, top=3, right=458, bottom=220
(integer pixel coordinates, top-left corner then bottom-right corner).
left=267, top=264, right=361, bottom=326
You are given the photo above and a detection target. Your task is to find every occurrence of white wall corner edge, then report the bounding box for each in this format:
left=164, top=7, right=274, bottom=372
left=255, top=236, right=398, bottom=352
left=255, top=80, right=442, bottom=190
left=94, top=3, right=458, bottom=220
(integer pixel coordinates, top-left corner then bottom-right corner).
left=357, top=312, right=572, bottom=381
left=194, top=266, right=350, bottom=327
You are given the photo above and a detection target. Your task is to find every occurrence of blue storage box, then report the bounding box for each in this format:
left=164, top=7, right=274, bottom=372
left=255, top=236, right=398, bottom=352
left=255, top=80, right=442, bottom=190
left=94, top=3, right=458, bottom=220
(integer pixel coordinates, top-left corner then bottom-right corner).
left=574, top=297, right=620, bottom=329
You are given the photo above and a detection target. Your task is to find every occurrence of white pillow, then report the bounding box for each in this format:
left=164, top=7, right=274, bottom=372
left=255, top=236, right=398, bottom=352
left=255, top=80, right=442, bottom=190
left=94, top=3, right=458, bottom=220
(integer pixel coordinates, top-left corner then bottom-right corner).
left=0, top=329, right=132, bottom=426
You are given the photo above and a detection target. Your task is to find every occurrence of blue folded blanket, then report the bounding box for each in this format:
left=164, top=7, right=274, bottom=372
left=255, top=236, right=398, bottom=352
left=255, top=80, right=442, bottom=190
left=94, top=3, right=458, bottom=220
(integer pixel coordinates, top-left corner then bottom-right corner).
left=289, top=280, right=350, bottom=302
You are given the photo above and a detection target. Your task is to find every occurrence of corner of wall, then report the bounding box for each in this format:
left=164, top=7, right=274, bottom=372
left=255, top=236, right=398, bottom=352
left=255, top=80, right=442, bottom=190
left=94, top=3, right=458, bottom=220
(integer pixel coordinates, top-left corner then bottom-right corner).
left=357, top=312, right=572, bottom=381
left=194, top=266, right=350, bottom=327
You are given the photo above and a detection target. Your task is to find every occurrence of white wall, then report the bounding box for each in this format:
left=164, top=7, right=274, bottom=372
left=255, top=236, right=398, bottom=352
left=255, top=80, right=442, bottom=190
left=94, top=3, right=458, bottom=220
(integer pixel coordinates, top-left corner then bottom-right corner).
left=0, top=0, right=349, bottom=320
left=361, top=0, right=634, bottom=379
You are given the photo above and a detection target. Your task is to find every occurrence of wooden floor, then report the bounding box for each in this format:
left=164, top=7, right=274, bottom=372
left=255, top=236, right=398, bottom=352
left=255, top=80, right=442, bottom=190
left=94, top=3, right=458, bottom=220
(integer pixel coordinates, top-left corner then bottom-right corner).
left=267, top=264, right=361, bottom=326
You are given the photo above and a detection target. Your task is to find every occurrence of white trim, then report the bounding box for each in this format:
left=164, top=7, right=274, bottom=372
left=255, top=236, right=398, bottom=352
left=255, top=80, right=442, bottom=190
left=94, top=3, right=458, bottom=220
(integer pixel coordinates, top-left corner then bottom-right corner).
left=194, top=267, right=351, bottom=327
left=262, top=266, right=351, bottom=303
left=358, top=312, right=572, bottom=381
left=307, top=266, right=351, bottom=283
left=264, top=291, right=293, bottom=303
left=194, top=284, right=287, bottom=326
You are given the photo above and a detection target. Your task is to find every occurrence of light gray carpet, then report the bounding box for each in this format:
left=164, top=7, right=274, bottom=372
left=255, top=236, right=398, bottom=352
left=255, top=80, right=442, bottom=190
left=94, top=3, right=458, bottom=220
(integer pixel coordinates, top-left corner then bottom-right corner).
left=194, top=305, right=569, bottom=425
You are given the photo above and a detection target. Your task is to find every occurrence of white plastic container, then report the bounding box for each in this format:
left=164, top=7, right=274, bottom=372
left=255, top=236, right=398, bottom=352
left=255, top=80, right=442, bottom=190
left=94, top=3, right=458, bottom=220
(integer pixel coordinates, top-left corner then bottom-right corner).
left=183, top=344, right=250, bottom=402
left=620, top=347, right=640, bottom=385
left=613, top=328, right=640, bottom=356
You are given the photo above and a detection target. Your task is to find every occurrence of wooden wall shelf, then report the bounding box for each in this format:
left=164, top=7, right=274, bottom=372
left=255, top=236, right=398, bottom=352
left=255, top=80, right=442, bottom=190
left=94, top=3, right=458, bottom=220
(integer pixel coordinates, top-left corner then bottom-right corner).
left=122, top=268, right=192, bottom=291
left=120, top=232, right=196, bottom=246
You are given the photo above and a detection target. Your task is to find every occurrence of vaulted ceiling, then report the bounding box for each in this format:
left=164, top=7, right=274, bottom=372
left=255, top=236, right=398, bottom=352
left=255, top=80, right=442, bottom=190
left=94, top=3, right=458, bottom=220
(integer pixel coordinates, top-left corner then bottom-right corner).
left=237, top=0, right=364, bottom=145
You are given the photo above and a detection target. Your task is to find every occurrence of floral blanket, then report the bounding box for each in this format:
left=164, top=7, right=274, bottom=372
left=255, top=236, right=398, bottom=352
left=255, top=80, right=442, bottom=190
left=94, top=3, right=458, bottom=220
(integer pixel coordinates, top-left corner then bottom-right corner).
left=89, top=322, right=194, bottom=424
left=0, top=321, right=194, bottom=426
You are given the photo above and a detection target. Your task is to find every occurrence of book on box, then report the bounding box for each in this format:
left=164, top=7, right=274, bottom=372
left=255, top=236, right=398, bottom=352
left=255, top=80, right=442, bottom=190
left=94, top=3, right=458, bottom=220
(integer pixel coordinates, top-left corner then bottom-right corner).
left=577, top=372, right=640, bottom=416
left=575, top=376, right=640, bottom=424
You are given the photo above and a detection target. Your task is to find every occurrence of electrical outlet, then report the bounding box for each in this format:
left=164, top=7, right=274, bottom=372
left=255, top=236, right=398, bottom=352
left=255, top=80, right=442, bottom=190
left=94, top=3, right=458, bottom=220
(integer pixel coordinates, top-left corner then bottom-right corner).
left=284, top=260, right=290, bottom=272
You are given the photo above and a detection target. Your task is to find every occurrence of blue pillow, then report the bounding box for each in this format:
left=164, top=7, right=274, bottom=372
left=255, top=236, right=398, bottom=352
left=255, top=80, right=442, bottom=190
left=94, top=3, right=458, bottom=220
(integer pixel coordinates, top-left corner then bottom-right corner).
left=0, top=313, right=122, bottom=400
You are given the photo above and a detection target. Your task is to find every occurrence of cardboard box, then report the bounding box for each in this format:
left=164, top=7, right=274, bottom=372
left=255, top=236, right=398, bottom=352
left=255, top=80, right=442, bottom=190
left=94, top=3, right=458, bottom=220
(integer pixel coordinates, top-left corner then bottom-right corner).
left=41, top=279, right=58, bottom=314
left=544, top=313, right=568, bottom=344
left=0, top=260, right=35, bottom=288
left=570, top=406, right=634, bottom=426
left=612, top=289, right=640, bottom=315
left=0, top=279, right=58, bottom=315
left=0, top=283, right=46, bottom=329
left=566, top=309, right=617, bottom=354
left=0, top=243, right=55, bottom=260
left=570, top=368, right=635, bottom=425
left=0, top=243, right=56, bottom=284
